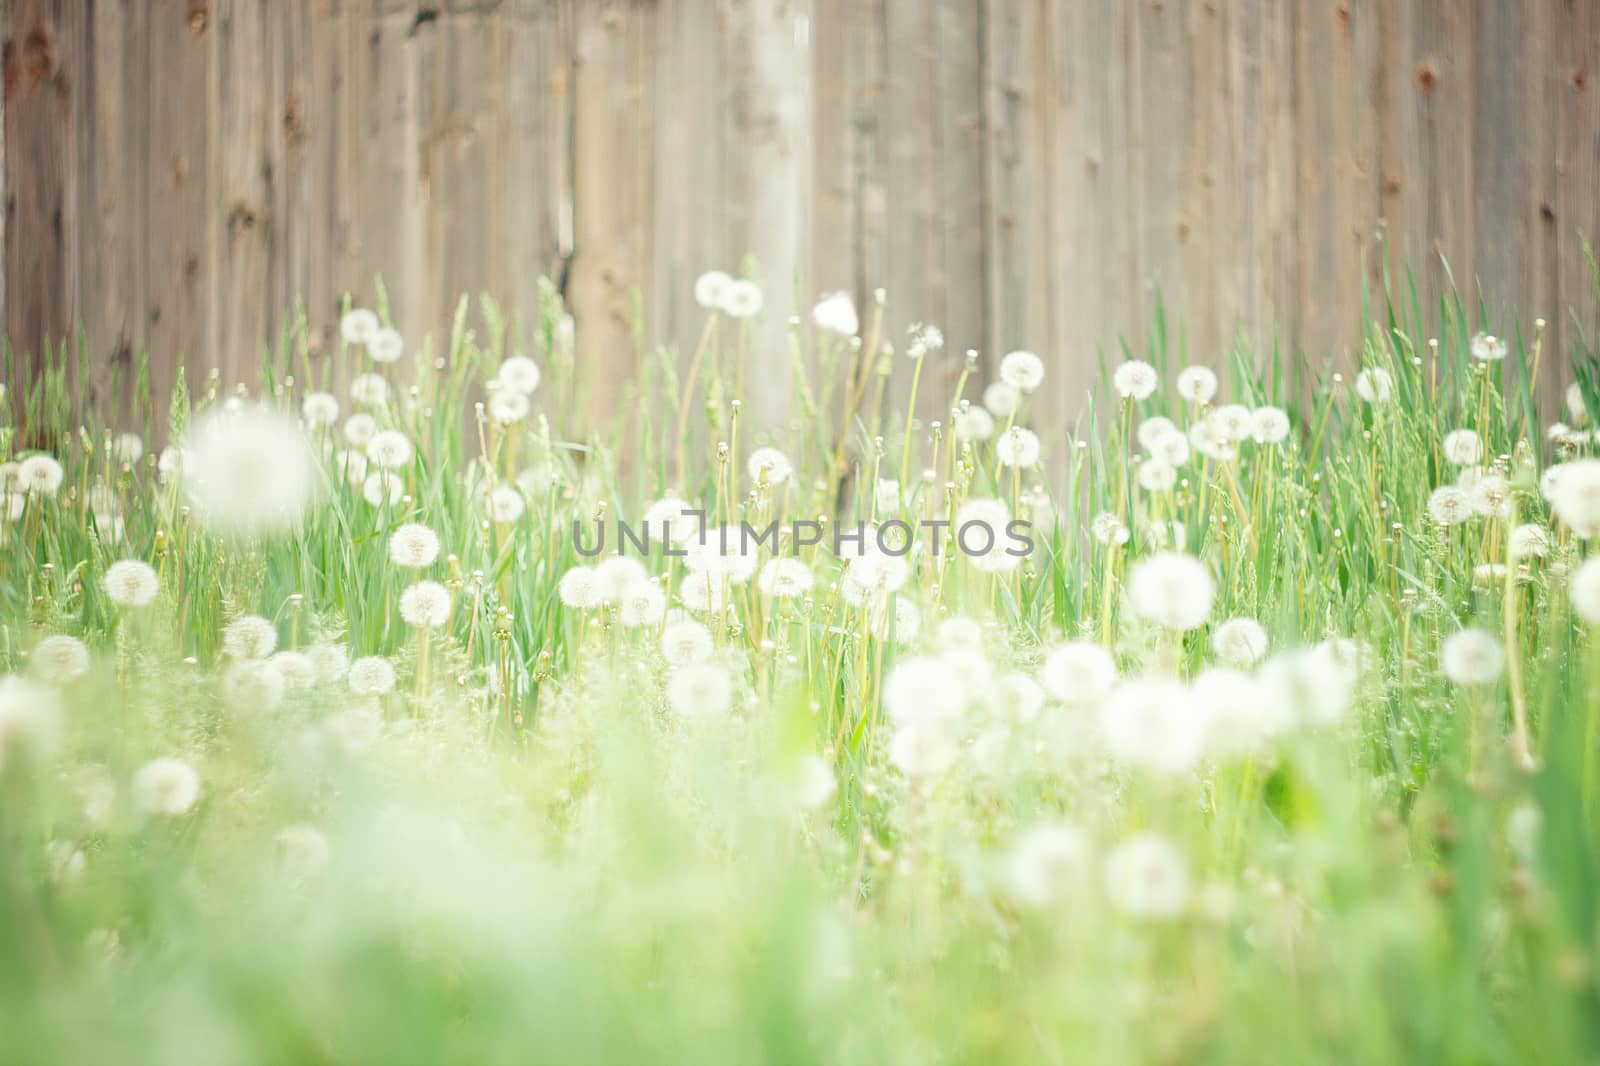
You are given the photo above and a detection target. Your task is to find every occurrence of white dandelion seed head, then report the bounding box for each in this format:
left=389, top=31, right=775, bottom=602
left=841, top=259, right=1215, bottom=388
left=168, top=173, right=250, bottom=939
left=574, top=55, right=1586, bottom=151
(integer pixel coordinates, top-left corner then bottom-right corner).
left=517, top=463, right=558, bottom=497
left=955, top=497, right=1022, bottom=573
left=1104, top=834, right=1190, bottom=919
left=1148, top=428, right=1191, bottom=467
left=114, top=432, right=144, bottom=464
left=1211, top=617, right=1269, bottom=668
left=277, top=825, right=331, bottom=879
left=1250, top=406, right=1291, bottom=445
left=348, top=656, right=397, bottom=696
left=131, top=757, right=200, bottom=817
left=349, top=372, right=389, bottom=408
left=678, top=570, right=729, bottom=614
left=1137, top=460, right=1178, bottom=493
left=812, top=291, right=859, bottom=336
left=1040, top=641, right=1117, bottom=706
left=343, top=413, right=378, bottom=449
left=1571, top=556, right=1600, bottom=624
left=1354, top=367, right=1394, bottom=404
left=1, top=492, right=24, bottom=522
left=389, top=523, right=441, bottom=569
left=17, top=454, right=64, bottom=496
left=309, top=643, right=350, bottom=684
left=557, top=566, right=604, bottom=610
left=362, top=472, right=404, bottom=507
left=103, top=559, right=159, bottom=609
left=685, top=525, right=760, bottom=584
left=868, top=594, right=921, bottom=643
left=1007, top=822, right=1093, bottom=907
left=186, top=407, right=318, bottom=537
left=1188, top=418, right=1237, bottom=462
left=642, top=496, right=702, bottom=546
left=995, top=426, right=1042, bottom=469
left=222, top=661, right=286, bottom=711
left=366, top=430, right=414, bottom=470
left=340, top=308, right=380, bottom=347
left=887, top=717, right=961, bottom=779
left=0, top=676, right=60, bottom=771
left=398, top=581, right=452, bottom=629
left=1509, top=523, right=1550, bottom=560
left=982, top=381, right=1021, bottom=417
left=1128, top=552, right=1215, bottom=631
left=496, top=355, right=543, bottom=396
left=1552, top=459, right=1600, bottom=538
left=1470, top=332, right=1508, bottom=362
left=1112, top=360, right=1159, bottom=401
left=1256, top=644, right=1357, bottom=728
left=1091, top=511, right=1131, bottom=547
left=661, top=620, right=714, bottom=665
left=758, top=557, right=814, bottom=599
left=302, top=391, right=340, bottom=426
left=1427, top=485, right=1473, bottom=527
left=1100, top=678, right=1205, bottom=775
left=1443, top=428, right=1483, bottom=466
left=746, top=447, right=794, bottom=486
left=222, top=615, right=278, bottom=660
left=874, top=478, right=902, bottom=514
left=1507, top=803, right=1541, bottom=865
left=30, top=635, right=90, bottom=686
left=486, top=485, right=526, bottom=523
left=1137, top=416, right=1178, bottom=450
left=787, top=754, right=838, bottom=812
left=1211, top=404, right=1253, bottom=443
left=1469, top=473, right=1512, bottom=519
left=905, top=322, right=944, bottom=360
left=1567, top=382, right=1589, bottom=423
left=720, top=279, right=764, bottom=319
left=1441, top=629, right=1505, bottom=685
left=270, top=651, right=317, bottom=691
left=618, top=580, right=667, bottom=628
left=488, top=388, right=531, bottom=425
left=595, top=556, right=649, bottom=604
left=999, top=349, right=1046, bottom=393
left=367, top=326, right=405, bottom=365
left=1193, top=667, right=1283, bottom=759
left=1175, top=365, right=1219, bottom=404
left=666, top=662, right=733, bottom=719
left=694, top=270, right=732, bottom=310
left=0, top=462, right=18, bottom=492
left=953, top=404, right=996, bottom=442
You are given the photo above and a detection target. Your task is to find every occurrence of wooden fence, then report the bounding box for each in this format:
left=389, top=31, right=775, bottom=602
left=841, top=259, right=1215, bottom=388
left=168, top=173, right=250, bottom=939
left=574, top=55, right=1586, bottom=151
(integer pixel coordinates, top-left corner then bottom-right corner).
left=4, top=0, right=1600, bottom=436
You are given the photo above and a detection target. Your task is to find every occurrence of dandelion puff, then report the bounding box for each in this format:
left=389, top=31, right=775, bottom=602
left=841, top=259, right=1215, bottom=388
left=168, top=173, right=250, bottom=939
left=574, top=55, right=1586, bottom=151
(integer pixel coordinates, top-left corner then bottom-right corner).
left=277, top=825, right=331, bottom=879
left=222, top=615, right=278, bottom=660
left=389, top=523, right=441, bottom=569
left=1441, top=629, right=1505, bottom=685
left=1188, top=418, right=1237, bottom=462
left=1137, top=416, right=1178, bottom=451
left=1175, top=365, right=1219, bottom=404
left=642, top=496, right=702, bottom=546
left=1470, top=474, right=1512, bottom=519
left=1128, top=552, right=1215, bottom=631
left=271, top=651, right=317, bottom=691
left=874, top=478, right=902, bottom=513
left=367, top=326, right=404, bottom=364
left=30, top=635, right=90, bottom=685
left=1211, top=617, right=1269, bottom=668
left=1137, top=460, right=1177, bottom=493
left=17, top=454, right=64, bottom=496
left=1257, top=644, right=1358, bottom=728
left=398, top=581, right=452, bottom=629
left=1443, top=429, right=1483, bottom=466
left=747, top=447, right=794, bottom=486
left=1104, top=834, right=1190, bottom=919
left=1552, top=459, right=1600, bottom=538
left=557, top=566, right=604, bottom=610
left=758, top=558, right=814, bottom=599
left=678, top=570, right=729, bottom=614
left=340, top=308, right=380, bottom=346
left=103, top=559, right=159, bottom=609
left=1509, top=523, right=1550, bottom=560
left=488, top=389, right=531, bottom=425
left=812, top=292, right=858, bottom=336
left=694, top=270, right=732, bottom=310
left=302, top=392, right=340, bottom=426
left=497, top=355, right=543, bottom=395
left=982, top=381, right=1021, bottom=418
left=1470, top=331, right=1508, bottom=362
left=1100, top=678, right=1205, bottom=774
left=666, top=662, right=733, bottom=718
left=618, top=581, right=667, bottom=628
left=720, top=279, right=764, bottom=319
left=955, top=497, right=1023, bottom=573
left=1040, top=641, right=1117, bottom=706
left=309, top=643, right=350, bottom=684
left=1427, top=485, right=1473, bottom=527
left=953, top=405, right=996, bottom=442
left=996, top=426, right=1042, bottom=468
left=222, top=661, right=286, bottom=710
left=1193, top=668, right=1282, bottom=758
left=1354, top=367, right=1393, bottom=404
left=662, top=620, right=714, bottom=664
left=595, top=556, right=648, bottom=604
left=1567, top=382, right=1589, bottom=423
left=905, top=322, right=944, bottom=360
left=186, top=407, right=318, bottom=537
left=883, top=657, right=968, bottom=727
left=787, top=754, right=837, bottom=812
left=1007, top=822, right=1093, bottom=907
left=887, top=719, right=961, bottom=779
left=1570, top=556, right=1600, bottom=624
left=1148, top=429, right=1191, bottom=467
left=348, top=656, right=397, bottom=696
left=999, top=350, right=1045, bottom=393
left=1250, top=406, right=1291, bottom=445
left=158, top=447, right=190, bottom=483
left=362, top=472, right=404, bottom=507
left=343, top=413, right=378, bottom=448
left=486, top=486, right=526, bottom=523
left=349, top=373, right=389, bottom=408
left=1091, top=512, right=1131, bottom=547
left=1210, top=404, right=1253, bottom=442
left=868, top=595, right=921, bottom=643
left=115, top=433, right=144, bottom=464
left=0, top=677, right=60, bottom=771
left=366, top=430, right=414, bottom=470
left=1112, top=360, right=1158, bottom=401
left=132, top=758, right=200, bottom=817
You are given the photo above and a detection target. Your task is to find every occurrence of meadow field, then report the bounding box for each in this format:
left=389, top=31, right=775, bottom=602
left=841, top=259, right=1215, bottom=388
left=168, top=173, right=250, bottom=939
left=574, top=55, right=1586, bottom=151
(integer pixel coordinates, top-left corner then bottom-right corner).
left=3, top=267, right=1600, bottom=1063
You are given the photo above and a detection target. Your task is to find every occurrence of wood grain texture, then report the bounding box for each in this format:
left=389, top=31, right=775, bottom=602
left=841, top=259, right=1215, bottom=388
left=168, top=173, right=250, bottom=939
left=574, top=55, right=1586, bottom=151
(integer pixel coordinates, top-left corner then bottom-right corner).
left=4, top=0, right=1600, bottom=434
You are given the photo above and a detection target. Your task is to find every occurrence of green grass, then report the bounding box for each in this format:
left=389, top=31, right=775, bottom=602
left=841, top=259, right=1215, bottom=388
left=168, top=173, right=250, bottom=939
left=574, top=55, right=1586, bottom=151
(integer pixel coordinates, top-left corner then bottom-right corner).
left=1, top=266, right=1599, bottom=1064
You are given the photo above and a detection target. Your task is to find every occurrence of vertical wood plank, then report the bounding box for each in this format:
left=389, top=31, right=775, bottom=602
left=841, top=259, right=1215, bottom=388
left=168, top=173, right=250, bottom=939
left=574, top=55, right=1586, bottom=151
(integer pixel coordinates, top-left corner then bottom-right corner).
left=1553, top=0, right=1600, bottom=392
